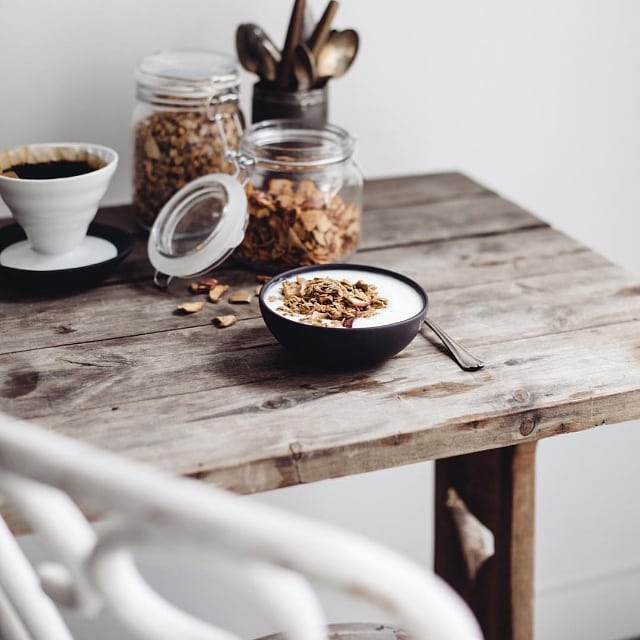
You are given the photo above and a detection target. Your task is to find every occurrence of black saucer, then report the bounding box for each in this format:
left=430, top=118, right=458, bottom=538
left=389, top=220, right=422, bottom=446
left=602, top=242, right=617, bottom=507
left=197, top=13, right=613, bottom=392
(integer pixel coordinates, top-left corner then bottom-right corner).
left=0, top=222, right=133, bottom=292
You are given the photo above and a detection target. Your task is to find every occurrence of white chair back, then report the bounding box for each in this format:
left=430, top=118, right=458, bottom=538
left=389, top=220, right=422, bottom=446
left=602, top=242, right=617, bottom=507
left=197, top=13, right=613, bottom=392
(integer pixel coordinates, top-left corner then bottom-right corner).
left=0, top=411, right=483, bottom=640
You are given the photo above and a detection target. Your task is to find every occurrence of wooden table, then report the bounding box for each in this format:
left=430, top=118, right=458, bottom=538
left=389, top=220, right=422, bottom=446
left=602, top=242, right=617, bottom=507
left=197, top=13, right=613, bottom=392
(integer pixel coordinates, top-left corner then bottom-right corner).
left=2, top=173, right=640, bottom=640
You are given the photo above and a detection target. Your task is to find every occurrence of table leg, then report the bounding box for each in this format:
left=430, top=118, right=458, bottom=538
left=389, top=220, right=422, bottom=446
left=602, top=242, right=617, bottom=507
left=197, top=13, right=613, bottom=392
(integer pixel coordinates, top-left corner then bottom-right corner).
left=434, top=442, right=537, bottom=640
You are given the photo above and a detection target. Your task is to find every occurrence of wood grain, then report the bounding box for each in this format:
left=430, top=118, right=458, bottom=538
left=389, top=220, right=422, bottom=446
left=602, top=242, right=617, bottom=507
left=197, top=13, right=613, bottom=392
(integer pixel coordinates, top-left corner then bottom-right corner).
left=0, top=227, right=623, bottom=355
left=1, top=173, right=639, bottom=498
left=435, top=443, right=536, bottom=640
left=3, top=172, right=639, bottom=639
left=2, top=317, right=639, bottom=495
left=361, top=172, right=494, bottom=210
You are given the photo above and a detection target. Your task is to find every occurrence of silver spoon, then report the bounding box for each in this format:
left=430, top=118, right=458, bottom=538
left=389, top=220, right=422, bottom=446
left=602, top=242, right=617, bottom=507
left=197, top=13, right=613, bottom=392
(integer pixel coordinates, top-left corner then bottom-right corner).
left=315, top=28, right=359, bottom=83
left=292, top=0, right=340, bottom=91
left=423, top=317, right=485, bottom=371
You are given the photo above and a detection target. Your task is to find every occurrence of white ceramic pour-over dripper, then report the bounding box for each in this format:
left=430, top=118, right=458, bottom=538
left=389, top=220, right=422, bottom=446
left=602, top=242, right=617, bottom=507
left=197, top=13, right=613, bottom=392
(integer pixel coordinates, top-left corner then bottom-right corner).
left=0, top=143, right=118, bottom=258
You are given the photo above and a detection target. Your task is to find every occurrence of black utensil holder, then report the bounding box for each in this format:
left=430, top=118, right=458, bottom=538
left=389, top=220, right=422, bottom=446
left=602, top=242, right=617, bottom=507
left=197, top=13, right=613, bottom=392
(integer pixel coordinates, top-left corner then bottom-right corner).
left=251, top=82, right=328, bottom=127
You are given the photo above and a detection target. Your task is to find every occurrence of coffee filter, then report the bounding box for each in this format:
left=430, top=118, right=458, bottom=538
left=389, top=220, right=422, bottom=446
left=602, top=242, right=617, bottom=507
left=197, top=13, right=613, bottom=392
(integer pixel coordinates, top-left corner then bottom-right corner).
left=0, top=146, right=107, bottom=178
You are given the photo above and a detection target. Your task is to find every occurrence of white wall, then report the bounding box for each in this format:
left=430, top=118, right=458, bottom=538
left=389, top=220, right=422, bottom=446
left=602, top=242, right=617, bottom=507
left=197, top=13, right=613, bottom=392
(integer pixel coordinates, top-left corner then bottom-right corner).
left=4, top=1, right=640, bottom=638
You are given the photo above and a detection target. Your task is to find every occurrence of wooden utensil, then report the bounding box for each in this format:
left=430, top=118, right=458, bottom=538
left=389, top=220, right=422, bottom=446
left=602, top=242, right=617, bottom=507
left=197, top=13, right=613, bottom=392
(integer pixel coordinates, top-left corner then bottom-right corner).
left=277, top=0, right=307, bottom=89
left=292, top=0, right=339, bottom=90
left=307, top=0, right=339, bottom=57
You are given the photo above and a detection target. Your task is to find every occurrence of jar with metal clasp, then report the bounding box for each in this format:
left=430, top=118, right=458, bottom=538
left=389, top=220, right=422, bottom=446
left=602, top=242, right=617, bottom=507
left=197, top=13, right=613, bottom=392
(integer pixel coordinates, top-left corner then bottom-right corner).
left=146, top=117, right=363, bottom=285
left=132, top=48, right=244, bottom=228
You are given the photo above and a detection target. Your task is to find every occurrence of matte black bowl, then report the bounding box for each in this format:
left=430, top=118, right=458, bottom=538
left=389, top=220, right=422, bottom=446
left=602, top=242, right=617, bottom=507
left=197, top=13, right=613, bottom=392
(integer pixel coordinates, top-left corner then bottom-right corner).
left=259, top=264, right=428, bottom=368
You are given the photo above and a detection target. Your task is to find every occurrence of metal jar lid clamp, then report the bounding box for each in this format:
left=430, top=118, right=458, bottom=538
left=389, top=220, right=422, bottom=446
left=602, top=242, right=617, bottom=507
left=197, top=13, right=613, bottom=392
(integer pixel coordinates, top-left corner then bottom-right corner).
left=147, top=97, right=251, bottom=286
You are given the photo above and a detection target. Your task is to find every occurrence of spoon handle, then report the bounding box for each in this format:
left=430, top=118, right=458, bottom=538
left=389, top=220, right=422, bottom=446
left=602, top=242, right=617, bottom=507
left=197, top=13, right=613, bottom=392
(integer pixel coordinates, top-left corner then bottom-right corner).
left=277, top=0, right=307, bottom=88
left=423, top=317, right=485, bottom=371
left=308, top=0, right=339, bottom=57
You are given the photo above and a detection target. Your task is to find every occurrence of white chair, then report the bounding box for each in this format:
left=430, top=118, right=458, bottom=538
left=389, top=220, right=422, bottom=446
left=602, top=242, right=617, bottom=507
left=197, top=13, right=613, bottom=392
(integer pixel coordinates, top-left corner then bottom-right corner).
left=0, top=410, right=483, bottom=640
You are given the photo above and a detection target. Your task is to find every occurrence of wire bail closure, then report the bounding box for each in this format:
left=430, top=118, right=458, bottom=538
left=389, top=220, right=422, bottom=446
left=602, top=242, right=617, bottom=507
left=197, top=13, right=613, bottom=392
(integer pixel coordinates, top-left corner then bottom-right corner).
left=149, top=93, right=253, bottom=290
left=206, top=94, right=251, bottom=179
left=153, top=271, right=173, bottom=289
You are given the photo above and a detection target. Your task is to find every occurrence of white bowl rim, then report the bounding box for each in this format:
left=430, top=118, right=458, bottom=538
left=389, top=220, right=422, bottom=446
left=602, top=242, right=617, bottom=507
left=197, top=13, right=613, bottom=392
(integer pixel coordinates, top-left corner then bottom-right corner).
left=0, top=142, right=118, bottom=185
left=259, top=263, right=429, bottom=332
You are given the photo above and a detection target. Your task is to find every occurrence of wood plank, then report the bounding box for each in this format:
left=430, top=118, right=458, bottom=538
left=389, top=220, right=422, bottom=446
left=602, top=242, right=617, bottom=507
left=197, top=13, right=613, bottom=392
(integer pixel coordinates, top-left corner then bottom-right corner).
left=421, top=263, right=640, bottom=345
left=3, top=319, right=639, bottom=494
left=511, top=443, right=536, bottom=640
left=0, top=226, right=617, bottom=355
left=360, top=194, right=545, bottom=250
left=3, top=256, right=639, bottom=423
left=0, top=267, right=265, bottom=355
left=361, top=172, right=494, bottom=210
left=434, top=442, right=536, bottom=640
left=77, top=190, right=545, bottom=283
left=90, top=174, right=492, bottom=223
left=1, top=171, right=635, bottom=640
left=3, top=262, right=640, bottom=417
left=366, top=227, right=608, bottom=291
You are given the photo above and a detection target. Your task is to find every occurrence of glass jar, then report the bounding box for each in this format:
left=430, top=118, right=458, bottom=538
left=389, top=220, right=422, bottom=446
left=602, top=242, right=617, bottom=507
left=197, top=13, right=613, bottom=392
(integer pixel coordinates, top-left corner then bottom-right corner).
left=234, top=119, right=362, bottom=272
left=146, top=119, right=363, bottom=282
left=132, top=49, right=244, bottom=228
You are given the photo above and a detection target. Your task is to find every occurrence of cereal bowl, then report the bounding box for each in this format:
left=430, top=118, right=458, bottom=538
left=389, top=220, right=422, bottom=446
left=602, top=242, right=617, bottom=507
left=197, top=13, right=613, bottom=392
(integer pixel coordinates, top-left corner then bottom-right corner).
left=259, top=264, right=428, bottom=367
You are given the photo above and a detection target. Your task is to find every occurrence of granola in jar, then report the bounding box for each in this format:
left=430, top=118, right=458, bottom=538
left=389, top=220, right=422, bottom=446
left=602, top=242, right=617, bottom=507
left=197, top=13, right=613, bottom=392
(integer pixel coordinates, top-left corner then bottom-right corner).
left=144, top=120, right=363, bottom=282
left=132, top=49, right=243, bottom=228
left=233, top=177, right=360, bottom=270
left=233, top=120, right=363, bottom=272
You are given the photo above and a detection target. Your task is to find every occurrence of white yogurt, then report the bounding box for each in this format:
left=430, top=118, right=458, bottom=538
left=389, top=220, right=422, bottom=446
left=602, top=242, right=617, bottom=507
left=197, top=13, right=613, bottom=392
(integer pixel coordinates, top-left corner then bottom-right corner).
left=264, top=268, right=426, bottom=328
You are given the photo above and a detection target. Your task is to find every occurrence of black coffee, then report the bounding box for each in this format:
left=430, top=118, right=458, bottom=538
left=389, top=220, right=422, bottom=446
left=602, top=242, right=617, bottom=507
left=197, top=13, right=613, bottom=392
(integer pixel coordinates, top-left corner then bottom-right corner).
left=8, top=160, right=99, bottom=180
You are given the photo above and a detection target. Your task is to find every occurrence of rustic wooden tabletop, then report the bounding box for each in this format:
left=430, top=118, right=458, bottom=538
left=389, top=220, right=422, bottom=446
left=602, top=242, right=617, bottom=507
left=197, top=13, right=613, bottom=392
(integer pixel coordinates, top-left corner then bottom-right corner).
left=2, top=172, right=640, bottom=640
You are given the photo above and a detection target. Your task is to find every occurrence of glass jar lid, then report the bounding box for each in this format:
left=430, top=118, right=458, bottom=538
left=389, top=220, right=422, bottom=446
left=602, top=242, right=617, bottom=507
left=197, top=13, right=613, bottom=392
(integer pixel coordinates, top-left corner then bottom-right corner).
left=136, top=49, right=240, bottom=101
left=147, top=173, right=248, bottom=279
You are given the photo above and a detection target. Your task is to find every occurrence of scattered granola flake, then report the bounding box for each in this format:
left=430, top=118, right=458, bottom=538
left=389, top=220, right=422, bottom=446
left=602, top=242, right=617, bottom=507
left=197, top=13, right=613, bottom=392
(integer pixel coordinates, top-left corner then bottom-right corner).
left=212, top=315, right=237, bottom=328
left=189, top=277, right=218, bottom=293
left=229, top=289, right=254, bottom=304
left=208, top=283, right=230, bottom=303
left=255, top=284, right=263, bottom=296
left=176, top=301, right=205, bottom=314
left=276, top=276, right=388, bottom=327
left=256, top=274, right=272, bottom=283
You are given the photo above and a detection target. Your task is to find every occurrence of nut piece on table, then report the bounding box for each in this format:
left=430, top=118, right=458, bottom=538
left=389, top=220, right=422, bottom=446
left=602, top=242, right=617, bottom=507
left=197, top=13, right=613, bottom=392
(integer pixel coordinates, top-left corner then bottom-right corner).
left=229, top=289, right=254, bottom=304
left=212, top=315, right=237, bottom=328
left=189, top=277, right=219, bottom=294
left=176, top=301, right=205, bottom=314
left=208, top=284, right=230, bottom=303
